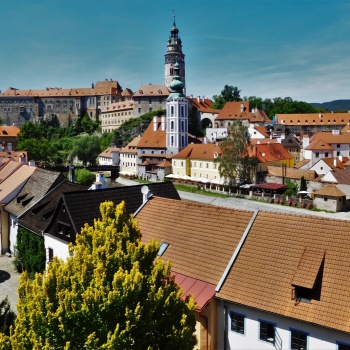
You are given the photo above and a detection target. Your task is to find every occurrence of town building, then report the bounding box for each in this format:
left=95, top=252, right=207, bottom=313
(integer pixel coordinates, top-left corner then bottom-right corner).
left=97, top=147, right=120, bottom=166
left=0, top=80, right=123, bottom=126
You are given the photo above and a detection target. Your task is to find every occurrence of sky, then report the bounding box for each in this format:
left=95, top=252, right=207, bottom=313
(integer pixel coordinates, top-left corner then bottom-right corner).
left=0, top=0, right=349, bottom=103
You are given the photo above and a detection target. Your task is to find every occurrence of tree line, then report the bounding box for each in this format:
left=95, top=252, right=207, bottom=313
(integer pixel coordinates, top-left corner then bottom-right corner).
left=211, top=84, right=325, bottom=117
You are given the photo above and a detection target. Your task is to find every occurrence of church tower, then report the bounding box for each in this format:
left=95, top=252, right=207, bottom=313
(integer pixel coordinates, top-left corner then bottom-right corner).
left=166, top=62, right=188, bottom=155
left=164, top=16, right=185, bottom=90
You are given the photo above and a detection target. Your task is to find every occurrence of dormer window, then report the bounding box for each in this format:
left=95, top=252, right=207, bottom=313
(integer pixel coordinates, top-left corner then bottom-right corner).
left=292, top=248, right=325, bottom=304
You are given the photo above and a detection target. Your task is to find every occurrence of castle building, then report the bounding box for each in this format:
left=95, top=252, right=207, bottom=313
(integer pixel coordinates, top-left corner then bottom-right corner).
left=164, top=17, right=185, bottom=90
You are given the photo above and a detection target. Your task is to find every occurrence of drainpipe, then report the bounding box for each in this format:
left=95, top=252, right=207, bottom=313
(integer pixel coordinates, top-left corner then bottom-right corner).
left=223, top=301, right=228, bottom=350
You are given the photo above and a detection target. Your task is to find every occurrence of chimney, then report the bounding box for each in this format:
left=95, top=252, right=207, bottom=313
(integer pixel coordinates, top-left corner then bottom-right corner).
left=240, top=103, right=244, bottom=112
left=339, top=155, right=343, bottom=162
left=302, top=134, right=310, bottom=149
left=334, top=158, right=337, bottom=167
left=28, top=160, right=36, bottom=167
left=19, top=153, right=26, bottom=164
left=161, top=116, right=166, bottom=131
left=153, top=116, right=157, bottom=131
left=95, top=172, right=106, bottom=189
left=7, top=143, right=12, bottom=152
left=68, top=164, right=75, bottom=182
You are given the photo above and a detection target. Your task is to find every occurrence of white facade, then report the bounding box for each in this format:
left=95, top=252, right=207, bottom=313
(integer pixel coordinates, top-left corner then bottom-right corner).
left=309, top=159, right=333, bottom=175
left=8, top=214, right=18, bottom=255
left=206, top=128, right=228, bottom=142
left=119, top=152, right=138, bottom=177
left=166, top=97, right=188, bottom=154
left=218, top=302, right=350, bottom=350
left=44, top=234, right=70, bottom=263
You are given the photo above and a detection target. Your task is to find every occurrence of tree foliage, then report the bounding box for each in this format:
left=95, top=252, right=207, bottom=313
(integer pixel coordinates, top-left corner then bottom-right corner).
left=285, top=178, right=299, bottom=197
left=111, top=109, right=165, bottom=148
left=215, top=120, right=257, bottom=186
left=74, top=114, right=100, bottom=135
left=70, top=135, right=101, bottom=165
left=74, top=168, right=95, bottom=186
left=5, top=201, right=197, bottom=349
left=242, top=96, right=325, bottom=119
left=13, top=226, right=46, bottom=279
left=212, top=85, right=242, bottom=109
left=0, top=297, right=16, bottom=337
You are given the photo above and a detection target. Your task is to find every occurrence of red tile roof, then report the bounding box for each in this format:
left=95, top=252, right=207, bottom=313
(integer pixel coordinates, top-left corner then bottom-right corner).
left=217, top=211, right=350, bottom=333
left=254, top=143, right=294, bottom=162
left=216, top=101, right=269, bottom=123
left=136, top=197, right=255, bottom=285
left=133, top=84, right=169, bottom=97
left=138, top=117, right=166, bottom=149
left=172, top=143, right=222, bottom=160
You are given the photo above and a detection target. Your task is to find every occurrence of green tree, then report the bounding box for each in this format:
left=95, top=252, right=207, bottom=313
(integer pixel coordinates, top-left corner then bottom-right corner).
left=215, top=120, right=257, bottom=186
left=75, top=168, right=95, bottom=186
left=13, top=227, right=46, bottom=279
left=285, top=178, right=299, bottom=197
left=0, top=297, right=16, bottom=337
left=70, top=135, right=101, bottom=165
left=5, top=201, right=196, bottom=349
left=300, top=176, right=307, bottom=192
left=74, top=114, right=100, bottom=135
left=100, top=132, right=113, bottom=151
left=17, top=137, right=54, bottom=164
left=211, top=85, right=242, bottom=109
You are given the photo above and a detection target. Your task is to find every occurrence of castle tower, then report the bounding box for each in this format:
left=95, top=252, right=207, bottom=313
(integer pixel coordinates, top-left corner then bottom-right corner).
left=166, top=62, right=188, bottom=155
left=164, top=16, right=185, bottom=91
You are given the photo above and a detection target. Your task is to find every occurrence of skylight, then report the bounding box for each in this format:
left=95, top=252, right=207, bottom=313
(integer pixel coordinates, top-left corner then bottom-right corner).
left=158, top=242, right=169, bottom=256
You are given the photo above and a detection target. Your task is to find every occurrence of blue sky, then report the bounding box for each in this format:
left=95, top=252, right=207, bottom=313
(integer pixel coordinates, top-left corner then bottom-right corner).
left=1, top=0, right=349, bottom=103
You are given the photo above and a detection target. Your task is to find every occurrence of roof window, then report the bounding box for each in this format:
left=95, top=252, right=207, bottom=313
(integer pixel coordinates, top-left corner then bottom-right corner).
left=158, top=242, right=169, bottom=256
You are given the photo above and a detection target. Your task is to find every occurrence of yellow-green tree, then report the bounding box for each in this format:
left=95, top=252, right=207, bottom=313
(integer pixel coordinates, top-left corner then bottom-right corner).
left=3, top=201, right=197, bottom=349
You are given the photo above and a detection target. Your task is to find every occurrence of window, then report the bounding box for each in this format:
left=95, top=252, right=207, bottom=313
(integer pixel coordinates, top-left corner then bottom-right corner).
left=325, top=152, right=328, bottom=157
left=337, top=151, right=341, bottom=156
left=337, top=144, right=340, bottom=148
left=260, top=320, right=275, bottom=343
left=315, top=152, right=319, bottom=158
left=158, top=242, right=169, bottom=256
left=338, top=342, right=350, bottom=350
left=291, top=329, right=308, bottom=350
left=230, top=312, right=245, bottom=334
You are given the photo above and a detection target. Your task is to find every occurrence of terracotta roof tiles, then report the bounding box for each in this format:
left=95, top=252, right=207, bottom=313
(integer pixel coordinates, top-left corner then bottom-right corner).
left=217, top=211, right=350, bottom=333
left=314, top=184, right=345, bottom=197
left=136, top=197, right=255, bottom=285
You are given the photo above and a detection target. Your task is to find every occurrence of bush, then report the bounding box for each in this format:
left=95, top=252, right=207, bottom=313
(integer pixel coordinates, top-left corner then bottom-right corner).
left=14, top=227, right=46, bottom=279
left=0, top=297, right=16, bottom=336
left=75, top=168, right=95, bottom=186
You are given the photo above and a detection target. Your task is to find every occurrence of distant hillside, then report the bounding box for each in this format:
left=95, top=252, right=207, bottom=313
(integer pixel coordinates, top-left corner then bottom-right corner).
left=310, top=99, right=350, bottom=112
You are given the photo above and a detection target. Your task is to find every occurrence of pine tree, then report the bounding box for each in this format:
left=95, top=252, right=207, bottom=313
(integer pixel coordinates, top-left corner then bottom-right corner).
left=5, top=201, right=197, bottom=349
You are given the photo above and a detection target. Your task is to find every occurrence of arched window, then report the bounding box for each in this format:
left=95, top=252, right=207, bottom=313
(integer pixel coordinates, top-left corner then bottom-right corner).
left=171, top=106, right=174, bottom=116
left=181, top=121, right=184, bottom=131
left=171, top=121, right=174, bottom=131
left=171, top=136, right=174, bottom=146
left=181, top=105, right=184, bottom=117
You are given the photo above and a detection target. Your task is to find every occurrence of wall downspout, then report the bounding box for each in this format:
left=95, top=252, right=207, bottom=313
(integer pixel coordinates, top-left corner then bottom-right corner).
left=223, top=301, right=228, bottom=350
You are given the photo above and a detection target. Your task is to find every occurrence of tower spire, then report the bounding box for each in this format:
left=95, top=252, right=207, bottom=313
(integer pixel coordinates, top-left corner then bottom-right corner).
left=164, top=15, right=185, bottom=90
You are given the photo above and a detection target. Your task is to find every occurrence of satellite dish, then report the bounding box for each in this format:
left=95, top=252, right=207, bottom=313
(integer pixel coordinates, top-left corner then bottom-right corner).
left=141, top=185, right=149, bottom=195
